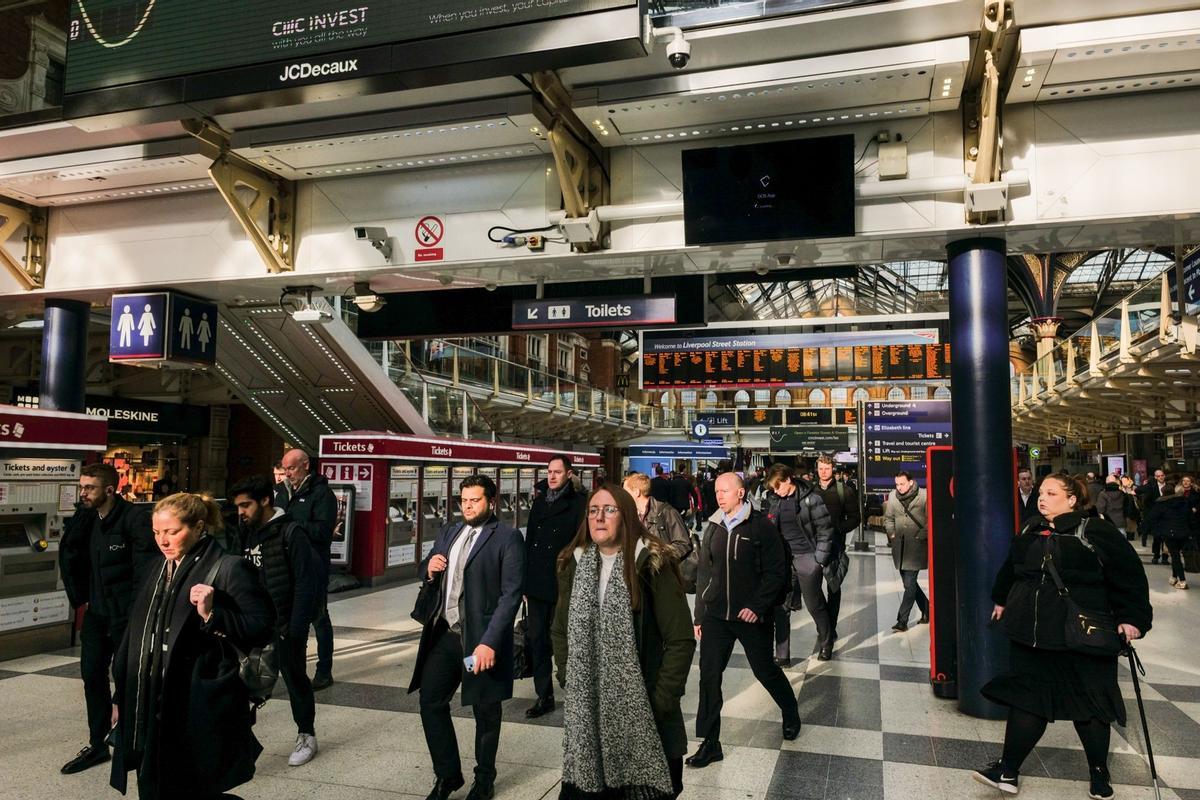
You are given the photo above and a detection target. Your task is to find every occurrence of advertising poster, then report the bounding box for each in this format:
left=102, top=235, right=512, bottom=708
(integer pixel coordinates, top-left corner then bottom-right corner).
left=327, top=484, right=355, bottom=567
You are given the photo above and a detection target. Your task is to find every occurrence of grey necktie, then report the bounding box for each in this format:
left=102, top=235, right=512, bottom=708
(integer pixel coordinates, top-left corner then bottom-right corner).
left=445, top=527, right=478, bottom=632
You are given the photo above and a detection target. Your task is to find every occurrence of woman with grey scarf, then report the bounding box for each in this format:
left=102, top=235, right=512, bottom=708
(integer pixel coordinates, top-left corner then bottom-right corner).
left=552, top=485, right=696, bottom=799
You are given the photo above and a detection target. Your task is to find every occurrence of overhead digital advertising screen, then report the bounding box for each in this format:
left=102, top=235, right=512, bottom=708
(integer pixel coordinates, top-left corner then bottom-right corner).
left=639, top=328, right=949, bottom=390
left=65, top=0, right=639, bottom=95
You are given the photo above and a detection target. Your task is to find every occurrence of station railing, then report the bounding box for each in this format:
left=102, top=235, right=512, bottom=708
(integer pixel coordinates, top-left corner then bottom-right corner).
left=1012, top=268, right=1196, bottom=406
left=361, top=338, right=656, bottom=439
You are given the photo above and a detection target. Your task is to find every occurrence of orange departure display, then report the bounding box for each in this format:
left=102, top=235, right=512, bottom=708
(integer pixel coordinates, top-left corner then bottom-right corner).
left=642, top=342, right=951, bottom=389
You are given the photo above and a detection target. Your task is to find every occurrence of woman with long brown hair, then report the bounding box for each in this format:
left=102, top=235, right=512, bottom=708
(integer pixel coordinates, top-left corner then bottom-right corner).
left=551, top=485, right=696, bottom=799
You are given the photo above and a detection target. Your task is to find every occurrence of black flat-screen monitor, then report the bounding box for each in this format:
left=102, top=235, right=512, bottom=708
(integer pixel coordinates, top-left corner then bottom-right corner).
left=682, top=135, right=856, bottom=246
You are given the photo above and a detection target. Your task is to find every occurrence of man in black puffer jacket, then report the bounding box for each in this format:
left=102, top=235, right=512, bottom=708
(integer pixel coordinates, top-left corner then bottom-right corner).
left=275, top=449, right=338, bottom=689
left=233, top=475, right=323, bottom=767
left=58, top=463, right=158, bottom=776
left=763, top=464, right=836, bottom=663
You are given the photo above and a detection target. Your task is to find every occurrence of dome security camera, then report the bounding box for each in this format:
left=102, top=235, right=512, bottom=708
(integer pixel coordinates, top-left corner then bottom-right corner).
left=665, top=30, right=690, bottom=70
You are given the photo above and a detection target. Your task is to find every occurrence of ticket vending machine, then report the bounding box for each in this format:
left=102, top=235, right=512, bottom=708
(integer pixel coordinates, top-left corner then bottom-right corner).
left=386, top=465, right=419, bottom=575
left=517, top=468, right=536, bottom=528
left=421, top=466, right=449, bottom=562
left=498, top=468, right=518, bottom=527
left=450, top=466, right=475, bottom=526
left=0, top=406, right=108, bottom=659
left=318, top=433, right=602, bottom=586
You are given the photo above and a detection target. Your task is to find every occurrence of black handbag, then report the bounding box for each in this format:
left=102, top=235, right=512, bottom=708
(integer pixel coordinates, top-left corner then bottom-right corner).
left=1043, top=547, right=1124, bottom=658
left=411, top=570, right=443, bottom=624
left=203, top=558, right=280, bottom=706
left=512, top=602, right=534, bottom=679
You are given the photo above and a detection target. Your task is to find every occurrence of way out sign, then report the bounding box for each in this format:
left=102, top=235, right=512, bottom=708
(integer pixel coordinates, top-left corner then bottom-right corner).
left=110, top=292, right=218, bottom=366
left=414, top=215, right=444, bottom=262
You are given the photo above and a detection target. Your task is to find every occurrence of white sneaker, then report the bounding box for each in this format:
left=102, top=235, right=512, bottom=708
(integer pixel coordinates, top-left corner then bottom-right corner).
left=1179, top=581, right=1189, bottom=590
left=288, top=733, right=317, bottom=766
left=1170, top=576, right=1179, bottom=587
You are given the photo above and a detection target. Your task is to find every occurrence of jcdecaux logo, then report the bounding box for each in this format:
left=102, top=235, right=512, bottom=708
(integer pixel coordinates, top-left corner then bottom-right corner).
left=278, top=58, right=359, bottom=83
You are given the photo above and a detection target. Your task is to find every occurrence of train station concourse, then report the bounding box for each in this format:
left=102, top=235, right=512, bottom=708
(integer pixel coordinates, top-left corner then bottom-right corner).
left=1, top=1, right=1200, bottom=799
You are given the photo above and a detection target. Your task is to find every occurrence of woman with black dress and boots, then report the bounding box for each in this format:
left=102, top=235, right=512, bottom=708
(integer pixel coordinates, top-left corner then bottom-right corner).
left=973, top=475, right=1152, bottom=800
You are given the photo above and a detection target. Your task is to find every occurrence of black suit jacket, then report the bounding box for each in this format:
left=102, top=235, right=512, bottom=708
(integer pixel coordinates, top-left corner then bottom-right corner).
left=409, top=516, right=525, bottom=706
left=1018, top=490, right=1038, bottom=525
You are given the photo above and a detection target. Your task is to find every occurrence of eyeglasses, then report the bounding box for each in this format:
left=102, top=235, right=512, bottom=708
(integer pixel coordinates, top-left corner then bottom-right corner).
left=587, top=505, right=619, bottom=518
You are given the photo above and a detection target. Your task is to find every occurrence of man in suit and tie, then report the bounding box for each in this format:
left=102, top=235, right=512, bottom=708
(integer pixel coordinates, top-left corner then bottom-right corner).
left=409, top=475, right=525, bottom=800
left=1017, top=469, right=1038, bottom=525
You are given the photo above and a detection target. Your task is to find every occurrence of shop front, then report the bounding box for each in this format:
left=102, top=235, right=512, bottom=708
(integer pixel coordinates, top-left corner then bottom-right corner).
left=12, top=390, right=210, bottom=500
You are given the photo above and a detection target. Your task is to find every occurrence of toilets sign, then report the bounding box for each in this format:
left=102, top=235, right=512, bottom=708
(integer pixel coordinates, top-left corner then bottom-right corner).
left=110, top=292, right=218, bottom=365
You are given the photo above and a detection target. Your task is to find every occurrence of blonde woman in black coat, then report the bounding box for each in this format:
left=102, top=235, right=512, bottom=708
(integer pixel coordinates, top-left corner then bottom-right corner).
left=973, top=475, right=1151, bottom=800
left=110, top=493, right=274, bottom=800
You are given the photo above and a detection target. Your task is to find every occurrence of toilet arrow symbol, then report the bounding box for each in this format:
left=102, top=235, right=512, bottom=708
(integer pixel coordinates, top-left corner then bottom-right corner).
left=527, top=308, right=539, bottom=320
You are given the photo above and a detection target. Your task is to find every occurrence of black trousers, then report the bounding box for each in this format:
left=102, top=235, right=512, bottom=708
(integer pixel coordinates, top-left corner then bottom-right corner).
left=278, top=633, right=316, bottom=735
left=526, top=596, right=556, bottom=701
left=773, top=553, right=831, bottom=660
left=1166, top=539, right=1187, bottom=581
left=419, top=624, right=503, bottom=785
left=1152, top=534, right=1164, bottom=560
left=312, top=594, right=333, bottom=677
left=80, top=610, right=123, bottom=748
left=696, top=617, right=798, bottom=743
left=898, top=569, right=928, bottom=623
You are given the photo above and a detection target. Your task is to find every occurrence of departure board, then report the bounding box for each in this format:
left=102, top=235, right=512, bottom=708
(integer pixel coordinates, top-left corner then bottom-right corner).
left=642, top=342, right=951, bottom=389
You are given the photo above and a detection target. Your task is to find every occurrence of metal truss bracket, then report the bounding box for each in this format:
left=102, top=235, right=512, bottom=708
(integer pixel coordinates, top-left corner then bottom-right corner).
left=963, top=0, right=1017, bottom=224
left=531, top=71, right=609, bottom=251
left=183, top=119, right=296, bottom=273
left=0, top=197, right=47, bottom=289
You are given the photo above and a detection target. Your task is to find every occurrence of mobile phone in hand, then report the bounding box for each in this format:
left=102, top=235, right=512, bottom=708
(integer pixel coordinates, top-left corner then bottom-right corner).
left=463, top=655, right=475, bottom=672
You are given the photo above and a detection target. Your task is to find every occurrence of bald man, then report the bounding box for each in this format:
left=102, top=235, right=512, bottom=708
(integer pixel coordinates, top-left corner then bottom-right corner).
left=687, top=472, right=800, bottom=769
left=274, top=449, right=338, bottom=689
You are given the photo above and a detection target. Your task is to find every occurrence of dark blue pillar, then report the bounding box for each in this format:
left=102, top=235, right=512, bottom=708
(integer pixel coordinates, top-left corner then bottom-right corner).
left=39, top=299, right=90, bottom=412
left=947, top=237, right=1013, bottom=720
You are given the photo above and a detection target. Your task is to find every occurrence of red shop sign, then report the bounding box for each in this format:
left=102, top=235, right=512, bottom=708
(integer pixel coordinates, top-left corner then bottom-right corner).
left=0, top=405, right=108, bottom=451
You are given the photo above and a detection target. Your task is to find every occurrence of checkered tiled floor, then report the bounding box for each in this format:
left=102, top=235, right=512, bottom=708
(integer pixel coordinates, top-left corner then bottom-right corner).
left=3, top=533, right=1198, bottom=800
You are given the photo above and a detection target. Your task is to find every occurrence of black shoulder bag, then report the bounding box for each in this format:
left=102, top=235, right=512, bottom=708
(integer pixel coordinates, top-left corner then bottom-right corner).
left=203, top=557, right=280, bottom=707
left=1043, top=520, right=1124, bottom=657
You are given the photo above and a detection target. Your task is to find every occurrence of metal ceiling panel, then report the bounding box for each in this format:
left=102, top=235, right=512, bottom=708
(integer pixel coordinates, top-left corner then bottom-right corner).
left=572, top=38, right=969, bottom=146
left=1010, top=10, right=1200, bottom=103
left=232, top=96, right=552, bottom=180
left=0, top=139, right=212, bottom=207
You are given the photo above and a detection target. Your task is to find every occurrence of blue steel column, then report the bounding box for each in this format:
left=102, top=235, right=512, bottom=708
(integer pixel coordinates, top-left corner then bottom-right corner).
left=39, top=299, right=90, bottom=412
left=947, top=237, right=1012, bottom=719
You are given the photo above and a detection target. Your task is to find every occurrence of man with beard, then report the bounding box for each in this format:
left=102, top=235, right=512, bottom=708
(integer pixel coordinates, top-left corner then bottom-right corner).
left=58, top=463, right=158, bottom=775
left=230, top=475, right=323, bottom=767
left=410, top=475, right=525, bottom=800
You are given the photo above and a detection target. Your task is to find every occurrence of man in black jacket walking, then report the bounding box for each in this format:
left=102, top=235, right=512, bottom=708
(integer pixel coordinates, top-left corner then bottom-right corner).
left=764, top=464, right=836, bottom=664
left=813, top=455, right=860, bottom=645
left=688, top=472, right=801, bottom=769
left=275, top=448, right=338, bottom=689
left=58, top=463, right=158, bottom=775
left=1137, top=467, right=1172, bottom=561
left=232, top=475, right=323, bottom=767
left=522, top=454, right=585, bottom=718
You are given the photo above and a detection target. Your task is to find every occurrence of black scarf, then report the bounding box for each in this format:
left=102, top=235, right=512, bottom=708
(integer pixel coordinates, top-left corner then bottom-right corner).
left=131, top=537, right=209, bottom=755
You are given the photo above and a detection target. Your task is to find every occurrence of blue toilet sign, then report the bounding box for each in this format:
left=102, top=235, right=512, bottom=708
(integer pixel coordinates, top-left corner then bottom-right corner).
left=110, top=292, right=218, bottom=365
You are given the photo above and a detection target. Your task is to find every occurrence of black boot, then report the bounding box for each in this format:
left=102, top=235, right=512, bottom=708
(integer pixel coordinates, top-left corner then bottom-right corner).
left=1088, top=765, right=1113, bottom=799
left=685, top=739, right=724, bottom=768
left=425, top=775, right=465, bottom=800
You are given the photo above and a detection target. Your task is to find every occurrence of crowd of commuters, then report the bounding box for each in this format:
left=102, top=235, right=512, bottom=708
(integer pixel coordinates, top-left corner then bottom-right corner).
left=53, top=449, right=1185, bottom=800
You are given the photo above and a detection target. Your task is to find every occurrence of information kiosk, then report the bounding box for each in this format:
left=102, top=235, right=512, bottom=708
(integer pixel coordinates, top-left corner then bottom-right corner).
left=0, top=406, right=108, bottom=659
left=318, top=433, right=601, bottom=584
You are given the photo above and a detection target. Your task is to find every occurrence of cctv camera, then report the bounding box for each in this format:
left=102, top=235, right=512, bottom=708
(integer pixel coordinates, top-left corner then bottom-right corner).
left=354, top=294, right=386, bottom=313
left=651, top=26, right=691, bottom=70
left=354, top=226, right=387, bottom=241
left=666, top=34, right=690, bottom=69
left=754, top=264, right=771, bottom=277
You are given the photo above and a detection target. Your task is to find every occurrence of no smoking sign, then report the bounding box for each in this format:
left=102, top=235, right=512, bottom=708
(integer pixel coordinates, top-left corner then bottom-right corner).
left=415, top=215, right=444, bottom=262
